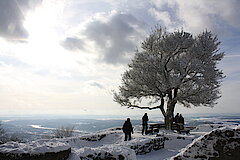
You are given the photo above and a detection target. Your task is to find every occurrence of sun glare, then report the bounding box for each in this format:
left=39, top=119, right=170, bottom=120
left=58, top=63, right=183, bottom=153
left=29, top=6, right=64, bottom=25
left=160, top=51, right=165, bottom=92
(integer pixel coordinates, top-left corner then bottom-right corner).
left=20, top=1, right=78, bottom=69
left=24, top=1, right=61, bottom=44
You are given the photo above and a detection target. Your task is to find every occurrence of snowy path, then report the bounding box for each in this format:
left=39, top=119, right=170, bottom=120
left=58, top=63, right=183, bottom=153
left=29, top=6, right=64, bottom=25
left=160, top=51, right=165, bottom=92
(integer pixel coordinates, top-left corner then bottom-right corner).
left=137, top=132, right=196, bottom=160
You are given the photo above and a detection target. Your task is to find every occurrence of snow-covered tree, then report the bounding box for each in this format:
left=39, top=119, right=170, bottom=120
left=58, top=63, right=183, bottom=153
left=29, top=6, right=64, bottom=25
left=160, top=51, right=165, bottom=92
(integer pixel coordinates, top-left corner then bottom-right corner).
left=114, top=27, right=224, bottom=129
left=53, top=126, right=75, bottom=138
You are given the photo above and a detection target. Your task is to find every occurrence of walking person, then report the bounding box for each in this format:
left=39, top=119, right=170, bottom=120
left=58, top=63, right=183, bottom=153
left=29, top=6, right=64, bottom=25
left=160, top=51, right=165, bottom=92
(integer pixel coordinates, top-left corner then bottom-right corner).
left=122, top=118, right=133, bottom=141
left=142, top=113, right=149, bottom=135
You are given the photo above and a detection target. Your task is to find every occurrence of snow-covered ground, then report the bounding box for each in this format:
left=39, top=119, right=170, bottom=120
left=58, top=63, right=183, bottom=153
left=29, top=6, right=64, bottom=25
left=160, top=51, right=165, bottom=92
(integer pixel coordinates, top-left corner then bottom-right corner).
left=136, top=131, right=195, bottom=160
left=64, top=126, right=164, bottom=160
left=66, top=123, right=238, bottom=160
left=0, top=123, right=239, bottom=160
left=136, top=124, right=229, bottom=160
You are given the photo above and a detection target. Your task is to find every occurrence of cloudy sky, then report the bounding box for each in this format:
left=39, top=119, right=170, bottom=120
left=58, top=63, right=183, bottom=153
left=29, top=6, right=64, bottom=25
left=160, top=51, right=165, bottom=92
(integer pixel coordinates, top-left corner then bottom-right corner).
left=0, top=0, right=240, bottom=117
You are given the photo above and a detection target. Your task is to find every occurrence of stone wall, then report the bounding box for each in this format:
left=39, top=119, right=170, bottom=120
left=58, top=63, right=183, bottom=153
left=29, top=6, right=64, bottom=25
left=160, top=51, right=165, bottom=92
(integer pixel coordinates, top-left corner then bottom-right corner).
left=172, top=126, right=240, bottom=160
left=0, top=139, right=71, bottom=160
left=0, top=148, right=71, bottom=160
left=127, top=137, right=165, bottom=155
left=76, top=145, right=137, bottom=160
left=79, top=133, right=109, bottom=141
left=74, top=135, right=165, bottom=159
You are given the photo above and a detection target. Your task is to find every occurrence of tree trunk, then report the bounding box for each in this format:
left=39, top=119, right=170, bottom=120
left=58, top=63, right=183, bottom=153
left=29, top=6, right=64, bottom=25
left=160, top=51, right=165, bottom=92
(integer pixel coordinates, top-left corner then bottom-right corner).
left=164, top=100, right=176, bottom=130
left=165, top=114, right=173, bottom=130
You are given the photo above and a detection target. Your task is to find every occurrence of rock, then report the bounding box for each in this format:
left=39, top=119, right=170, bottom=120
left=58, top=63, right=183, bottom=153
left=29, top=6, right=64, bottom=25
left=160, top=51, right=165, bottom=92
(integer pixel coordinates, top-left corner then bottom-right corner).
left=177, top=136, right=185, bottom=140
left=0, top=148, right=71, bottom=160
left=0, top=139, right=71, bottom=160
left=171, top=125, right=240, bottom=160
left=79, top=133, right=108, bottom=141
left=124, top=137, right=165, bottom=155
left=76, top=145, right=137, bottom=160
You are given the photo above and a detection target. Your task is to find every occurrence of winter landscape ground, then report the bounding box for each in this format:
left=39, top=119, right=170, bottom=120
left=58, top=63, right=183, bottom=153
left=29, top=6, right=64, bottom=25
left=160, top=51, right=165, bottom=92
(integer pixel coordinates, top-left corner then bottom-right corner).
left=0, top=114, right=239, bottom=159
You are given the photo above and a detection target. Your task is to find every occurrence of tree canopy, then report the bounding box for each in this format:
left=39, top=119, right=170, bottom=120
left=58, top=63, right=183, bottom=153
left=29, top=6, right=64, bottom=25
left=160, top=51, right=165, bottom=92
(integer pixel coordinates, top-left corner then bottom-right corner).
left=114, top=27, right=224, bottom=125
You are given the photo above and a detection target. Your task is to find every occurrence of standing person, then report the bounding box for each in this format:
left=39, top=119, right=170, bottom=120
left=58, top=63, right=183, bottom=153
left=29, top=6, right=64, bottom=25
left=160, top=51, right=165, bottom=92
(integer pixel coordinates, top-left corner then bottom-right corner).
left=179, top=114, right=184, bottom=130
left=174, top=113, right=180, bottom=124
left=122, top=118, right=133, bottom=141
left=142, top=113, right=149, bottom=135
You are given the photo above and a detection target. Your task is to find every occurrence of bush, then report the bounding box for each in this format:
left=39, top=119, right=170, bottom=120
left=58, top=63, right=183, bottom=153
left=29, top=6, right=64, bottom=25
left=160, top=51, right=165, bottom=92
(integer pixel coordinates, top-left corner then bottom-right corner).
left=53, top=126, right=75, bottom=138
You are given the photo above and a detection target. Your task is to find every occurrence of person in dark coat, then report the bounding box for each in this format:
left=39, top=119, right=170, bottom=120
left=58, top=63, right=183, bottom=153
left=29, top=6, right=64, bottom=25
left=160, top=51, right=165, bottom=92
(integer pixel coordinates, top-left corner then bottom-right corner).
left=179, top=114, right=184, bottom=130
left=174, top=113, right=180, bottom=123
left=122, top=118, right=133, bottom=141
left=142, top=113, right=149, bottom=135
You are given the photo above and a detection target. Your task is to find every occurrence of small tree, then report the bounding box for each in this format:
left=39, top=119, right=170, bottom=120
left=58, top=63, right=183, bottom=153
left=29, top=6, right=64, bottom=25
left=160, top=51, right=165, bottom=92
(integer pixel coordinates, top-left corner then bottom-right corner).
left=114, top=27, right=224, bottom=129
left=53, top=126, right=75, bottom=138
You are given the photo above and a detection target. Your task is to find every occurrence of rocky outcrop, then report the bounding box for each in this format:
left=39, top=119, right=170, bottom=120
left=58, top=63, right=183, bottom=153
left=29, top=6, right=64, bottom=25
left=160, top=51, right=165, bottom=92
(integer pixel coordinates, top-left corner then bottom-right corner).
left=124, top=136, right=165, bottom=155
left=171, top=125, right=240, bottom=160
left=0, top=148, right=71, bottom=160
left=78, top=133, right=110, bottom=141
left=76, top=145, right=136, bottom=160
left=68, top=130, right=120, bottom=142
left=0, top=139, right=71, bottom=160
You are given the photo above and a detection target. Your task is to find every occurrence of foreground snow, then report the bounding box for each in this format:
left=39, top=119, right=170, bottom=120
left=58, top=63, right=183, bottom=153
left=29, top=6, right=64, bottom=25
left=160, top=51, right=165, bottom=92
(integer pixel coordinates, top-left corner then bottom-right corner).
left=0, top=123, right=238, bottom=160
left=66, top=123, right=237, bottom=160
left=136, top=131, right=195, bottom=160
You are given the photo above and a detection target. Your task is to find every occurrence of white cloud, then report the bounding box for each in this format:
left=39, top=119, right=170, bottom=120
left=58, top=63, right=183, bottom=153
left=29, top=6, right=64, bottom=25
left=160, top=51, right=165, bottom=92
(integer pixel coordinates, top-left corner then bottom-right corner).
left=61, top=37, right=85, bottom=51
left=150, top=0, right=240, bottom=35
left=62, top=11, right=147, bottom=64
left=149, top=8, right=171, bottom=26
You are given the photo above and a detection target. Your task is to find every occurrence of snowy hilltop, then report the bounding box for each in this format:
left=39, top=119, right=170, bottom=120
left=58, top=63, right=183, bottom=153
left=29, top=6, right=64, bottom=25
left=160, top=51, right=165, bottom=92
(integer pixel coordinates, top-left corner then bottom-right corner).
left=0, top=124, right=239, bottom=160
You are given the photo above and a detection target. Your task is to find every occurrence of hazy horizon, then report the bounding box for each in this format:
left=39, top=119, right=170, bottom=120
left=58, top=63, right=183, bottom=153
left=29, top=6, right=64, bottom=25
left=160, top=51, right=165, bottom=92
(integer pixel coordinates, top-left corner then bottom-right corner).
left=0, top=112, right=239, bottom=119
